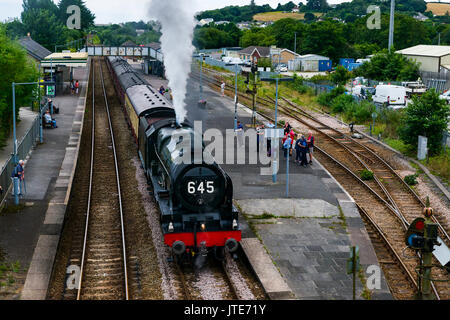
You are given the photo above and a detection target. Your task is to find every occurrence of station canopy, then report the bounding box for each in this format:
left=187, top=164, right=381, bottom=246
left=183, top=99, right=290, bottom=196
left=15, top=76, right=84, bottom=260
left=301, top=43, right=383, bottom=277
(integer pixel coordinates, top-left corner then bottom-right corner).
left=41, top=52, right=88, bottom=68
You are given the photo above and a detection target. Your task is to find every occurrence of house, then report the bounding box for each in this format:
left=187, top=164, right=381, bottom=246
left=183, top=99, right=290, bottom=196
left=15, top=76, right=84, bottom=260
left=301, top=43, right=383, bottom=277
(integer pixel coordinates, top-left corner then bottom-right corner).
left=236, top=22, right=251, bottom=30
left=413, top=13, right=429, bottom=22
left=223, top=47, right=242, bottom=59
left=136, top=29, right=145, bottom=36
left=198, top=18, right=214, bottom=27
left=271, top=48, right=300, bottom=65
left=396, top=45, right=450, bottom=73
left=18, top=34, right=52, bottom=64
left=292, top=5, right=299, bottom=13
left=215, top=21, right=230, bottom=25
left=238, top=46, right=271, bottom=63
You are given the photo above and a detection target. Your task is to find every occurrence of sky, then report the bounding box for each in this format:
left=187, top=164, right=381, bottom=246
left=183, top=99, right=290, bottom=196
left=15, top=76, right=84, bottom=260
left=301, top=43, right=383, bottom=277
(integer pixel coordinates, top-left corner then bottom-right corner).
left=0, top=0, right=440, bottom=24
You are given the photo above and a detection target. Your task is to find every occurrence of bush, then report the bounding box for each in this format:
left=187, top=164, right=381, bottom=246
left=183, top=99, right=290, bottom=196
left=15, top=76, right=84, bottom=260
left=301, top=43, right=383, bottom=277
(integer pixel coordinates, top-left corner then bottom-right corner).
left=404, top=174, right=418, bottom=186
left=330, top=94, right=354, bottom=113
left=360, top=169, right=374, bottom=181
left=399, top=89, right=449, bottom=155
left=317, top=86, right=346, bottom=107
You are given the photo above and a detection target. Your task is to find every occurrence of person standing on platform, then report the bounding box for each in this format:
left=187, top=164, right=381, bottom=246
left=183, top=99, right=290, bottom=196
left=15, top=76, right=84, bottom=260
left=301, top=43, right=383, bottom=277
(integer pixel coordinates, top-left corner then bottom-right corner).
left=295, top=134, right=302, bottom=164
left=70, top=80, right=75, bottom=95
left=256, top=124, right=265, bottom=153
left=221, top=81, right=226, bottom=97
left=299, top=135, right=308, bottom=167
left=283, top=134, right=292, bottom=159
left=75, top=80, right=80, bottom=94
left=266, top=121, right=274, bottom=157
left=236, top=121, right=244, bottom=147
left=11, top=160, right=25, bottom=196
left=284, top=122, right=292, bottom=135
left=307, top=131, right=315, bottom=165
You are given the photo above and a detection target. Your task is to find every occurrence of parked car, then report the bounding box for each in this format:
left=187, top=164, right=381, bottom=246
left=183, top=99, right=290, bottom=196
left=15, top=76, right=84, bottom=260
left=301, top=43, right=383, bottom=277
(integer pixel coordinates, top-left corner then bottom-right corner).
left=439, top=90, right=450, bottom=104
left=275, top=63, right=288, bottom=72
left=402, top=81, right=427, bottom=98
left=373, top=85, right=407, bottom=108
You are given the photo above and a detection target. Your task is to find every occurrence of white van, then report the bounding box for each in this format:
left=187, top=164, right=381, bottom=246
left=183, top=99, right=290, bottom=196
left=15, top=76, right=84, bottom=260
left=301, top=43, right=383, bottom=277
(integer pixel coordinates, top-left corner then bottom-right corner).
left=373, top=85, right=407, bottom=108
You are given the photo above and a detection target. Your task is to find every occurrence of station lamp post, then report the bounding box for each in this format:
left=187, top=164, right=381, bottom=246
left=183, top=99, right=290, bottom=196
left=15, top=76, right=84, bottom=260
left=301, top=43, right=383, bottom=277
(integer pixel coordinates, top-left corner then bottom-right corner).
left=233, top=62, right=240, bottom=131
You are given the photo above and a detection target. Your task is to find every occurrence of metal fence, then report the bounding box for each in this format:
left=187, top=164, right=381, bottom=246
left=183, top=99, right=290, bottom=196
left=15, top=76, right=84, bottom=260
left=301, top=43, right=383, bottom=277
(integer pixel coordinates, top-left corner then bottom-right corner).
left=303, top=81, right=335, bottom=94
left=0, top=114, right=40, bottom=207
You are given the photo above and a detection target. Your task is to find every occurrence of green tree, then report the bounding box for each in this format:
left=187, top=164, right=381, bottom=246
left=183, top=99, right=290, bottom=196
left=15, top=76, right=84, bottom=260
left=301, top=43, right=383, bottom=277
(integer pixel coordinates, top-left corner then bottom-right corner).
left=301, top=20, right=349, bottom=63
left=240, top=27, right=276, bottom=47
left=21, top=9, right=66, bottom=51
left=331, top=65, right=351, bottom=85
left=354, top=49, right=420, bottom=81
left=304, top=12, right=316, bottom=22
left=57, top=0, right=95, bottom=31
left=399, top=90, right=449, bottom=154
left=305, top=0, right=329, bottom=12
left=22, top=0, right=59, bottom=17
left=5, top=19, right=26, bottom=40
left=0, top=26, right=40, bottom=147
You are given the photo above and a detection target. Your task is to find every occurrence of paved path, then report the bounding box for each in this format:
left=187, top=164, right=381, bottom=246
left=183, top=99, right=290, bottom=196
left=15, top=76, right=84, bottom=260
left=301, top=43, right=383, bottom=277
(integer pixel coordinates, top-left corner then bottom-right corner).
left=0, top=108, right=38, bottom=168
left=0, top=66, right=88, bottom=299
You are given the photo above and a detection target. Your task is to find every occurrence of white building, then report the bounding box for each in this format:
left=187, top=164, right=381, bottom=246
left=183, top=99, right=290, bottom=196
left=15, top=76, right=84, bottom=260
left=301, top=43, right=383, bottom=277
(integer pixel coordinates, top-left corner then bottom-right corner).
left=396, top=45, right=450, bottom=73
left=198, top=18, right=214, bottom=26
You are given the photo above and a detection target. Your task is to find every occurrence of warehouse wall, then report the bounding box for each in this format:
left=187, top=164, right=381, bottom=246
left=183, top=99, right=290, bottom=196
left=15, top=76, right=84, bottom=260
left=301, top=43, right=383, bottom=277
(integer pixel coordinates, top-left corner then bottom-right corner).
left=405, top=55, right=440, bottom=73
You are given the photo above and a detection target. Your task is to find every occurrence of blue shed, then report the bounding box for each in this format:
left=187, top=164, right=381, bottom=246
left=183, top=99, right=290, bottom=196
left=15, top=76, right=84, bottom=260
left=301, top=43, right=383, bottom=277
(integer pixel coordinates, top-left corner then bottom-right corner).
left=347, top=63, right=362, bottom=71
left=339, top=58, right=355, bottom=69
left=318, top=60, right=332, bottom=71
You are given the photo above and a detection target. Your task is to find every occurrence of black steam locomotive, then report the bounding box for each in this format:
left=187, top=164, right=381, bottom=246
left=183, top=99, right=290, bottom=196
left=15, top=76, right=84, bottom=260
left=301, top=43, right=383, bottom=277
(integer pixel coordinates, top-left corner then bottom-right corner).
left=106, top=57, right=241, bottom=261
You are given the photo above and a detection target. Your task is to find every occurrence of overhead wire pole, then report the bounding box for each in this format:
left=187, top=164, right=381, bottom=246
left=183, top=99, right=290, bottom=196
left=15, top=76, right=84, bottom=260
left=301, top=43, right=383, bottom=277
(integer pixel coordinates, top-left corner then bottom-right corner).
left=388, top=0, right=395, bottom=51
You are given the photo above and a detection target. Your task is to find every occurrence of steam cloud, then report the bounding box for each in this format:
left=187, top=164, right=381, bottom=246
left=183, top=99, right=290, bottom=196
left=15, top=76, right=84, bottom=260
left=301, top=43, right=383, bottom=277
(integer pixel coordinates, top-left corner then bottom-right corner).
left=148, top=0, right=198, bottom=124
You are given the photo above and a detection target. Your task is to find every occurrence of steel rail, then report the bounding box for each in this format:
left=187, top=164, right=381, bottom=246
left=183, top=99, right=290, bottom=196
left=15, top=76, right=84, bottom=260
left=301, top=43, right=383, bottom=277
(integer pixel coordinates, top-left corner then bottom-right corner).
left=99, top=61, right=129, bottom=300
left=77, top=59, right=96, bottom=300
left=76, top=59, right=129, bottom=300
left=191, top=69, right=445, bottom=299
left=281, top=97, right=450, bottom=243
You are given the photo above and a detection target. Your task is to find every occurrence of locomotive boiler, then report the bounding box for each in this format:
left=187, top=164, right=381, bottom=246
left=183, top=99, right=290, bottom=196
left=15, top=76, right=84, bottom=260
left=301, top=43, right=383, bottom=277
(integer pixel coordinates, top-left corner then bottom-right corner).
left=106, top=57, right=241, bottom=262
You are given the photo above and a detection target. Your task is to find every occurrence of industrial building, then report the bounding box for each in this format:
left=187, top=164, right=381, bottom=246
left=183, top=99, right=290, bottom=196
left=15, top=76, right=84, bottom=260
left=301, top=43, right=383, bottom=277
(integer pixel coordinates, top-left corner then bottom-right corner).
left=396, top=45, right=450, bottom=73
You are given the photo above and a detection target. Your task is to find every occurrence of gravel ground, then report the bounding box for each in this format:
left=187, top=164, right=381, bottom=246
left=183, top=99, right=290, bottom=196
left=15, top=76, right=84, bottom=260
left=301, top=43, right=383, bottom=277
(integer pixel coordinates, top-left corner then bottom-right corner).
left=295, top=105, right=450, bottom=229
left=193, top=266, right=227, bottom=300
left=224, top=254, right=255, bottom=300
left=132, top=158, right=179, bottom=300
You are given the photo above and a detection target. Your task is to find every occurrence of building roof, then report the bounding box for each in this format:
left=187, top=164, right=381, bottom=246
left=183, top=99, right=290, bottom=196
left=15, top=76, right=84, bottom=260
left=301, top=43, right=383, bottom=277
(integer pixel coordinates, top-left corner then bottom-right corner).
left=18, top=36, right=52, bottom=61
left=297, top=54, right=329, bottom=61
left=396, top=45, right=450, bottom=58
left=238, top=46, right=271, bottom=57
left=121, top=40, right=137, bottom=47
left=145, top=42, right=161, bottom=50
left=41, top=52, right=88, bottom=68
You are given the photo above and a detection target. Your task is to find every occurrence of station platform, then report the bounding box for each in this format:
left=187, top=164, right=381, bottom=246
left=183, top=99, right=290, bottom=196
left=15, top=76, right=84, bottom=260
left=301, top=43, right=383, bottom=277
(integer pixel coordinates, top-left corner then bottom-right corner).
left=140, top=66, right=393, bottom=300
left=0, top=65, right=89, bottom=299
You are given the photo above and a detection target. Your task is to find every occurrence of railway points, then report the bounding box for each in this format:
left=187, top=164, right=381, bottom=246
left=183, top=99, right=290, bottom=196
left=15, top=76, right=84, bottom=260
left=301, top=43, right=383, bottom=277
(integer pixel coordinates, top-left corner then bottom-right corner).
left=139, top=65, right=393, bottom=300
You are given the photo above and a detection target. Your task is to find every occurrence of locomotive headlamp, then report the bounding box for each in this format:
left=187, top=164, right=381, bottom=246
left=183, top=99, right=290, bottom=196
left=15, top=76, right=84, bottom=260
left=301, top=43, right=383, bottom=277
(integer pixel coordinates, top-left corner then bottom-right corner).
left=201, top=223, right=206, bottom=231
left=232, top=219, right=238, bottom=230
left=168, top=222, right=174, bottom=233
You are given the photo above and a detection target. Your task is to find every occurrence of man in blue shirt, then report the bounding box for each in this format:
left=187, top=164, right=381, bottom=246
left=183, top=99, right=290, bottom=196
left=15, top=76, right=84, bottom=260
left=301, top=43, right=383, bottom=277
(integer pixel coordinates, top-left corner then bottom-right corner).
left=11, top=160, right=25, bottom=195
left=283, top=135, right=292, bottom=159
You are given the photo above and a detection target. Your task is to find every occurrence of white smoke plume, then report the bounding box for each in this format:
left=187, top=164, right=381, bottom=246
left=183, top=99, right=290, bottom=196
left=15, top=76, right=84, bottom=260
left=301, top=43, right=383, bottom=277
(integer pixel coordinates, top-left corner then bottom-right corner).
left=148, top=0, right=198, bottom=124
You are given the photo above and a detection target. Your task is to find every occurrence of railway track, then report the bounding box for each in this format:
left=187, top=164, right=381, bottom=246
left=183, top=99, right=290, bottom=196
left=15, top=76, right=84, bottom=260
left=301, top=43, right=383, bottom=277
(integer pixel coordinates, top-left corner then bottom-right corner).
left=192, top=67, right=450, bottom=299
left=76, top=59, right=129, bottom=300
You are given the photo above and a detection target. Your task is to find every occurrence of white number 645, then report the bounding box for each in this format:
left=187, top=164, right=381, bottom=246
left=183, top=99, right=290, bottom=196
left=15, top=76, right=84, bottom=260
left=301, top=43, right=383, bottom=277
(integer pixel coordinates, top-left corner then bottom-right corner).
left=188, top=181, right=214, bottom=194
